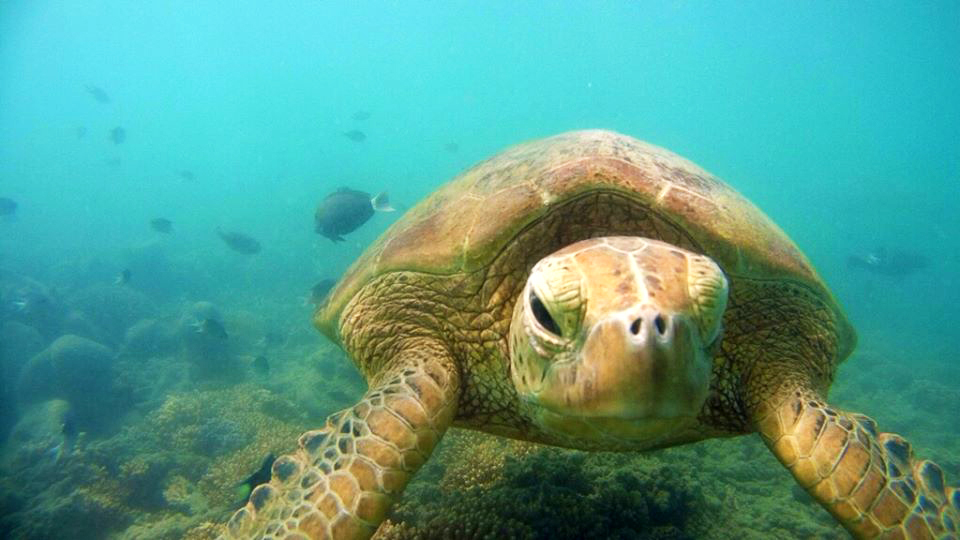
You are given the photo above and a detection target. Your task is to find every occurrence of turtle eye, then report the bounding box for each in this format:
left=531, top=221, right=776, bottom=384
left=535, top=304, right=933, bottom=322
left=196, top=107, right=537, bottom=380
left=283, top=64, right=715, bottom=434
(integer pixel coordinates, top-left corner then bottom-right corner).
left=529, top=291, right=561, bottom=337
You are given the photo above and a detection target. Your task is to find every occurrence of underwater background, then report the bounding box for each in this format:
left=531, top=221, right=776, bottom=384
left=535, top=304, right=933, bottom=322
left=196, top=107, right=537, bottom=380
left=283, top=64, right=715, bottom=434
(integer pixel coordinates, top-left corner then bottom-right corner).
left=1, top=1, right=958, bottom=538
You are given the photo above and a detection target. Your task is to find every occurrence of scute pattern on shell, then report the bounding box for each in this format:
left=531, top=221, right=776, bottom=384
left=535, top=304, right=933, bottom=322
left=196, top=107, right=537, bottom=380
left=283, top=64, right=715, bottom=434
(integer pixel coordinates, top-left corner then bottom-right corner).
left=316, top=130, right=837, bottom=349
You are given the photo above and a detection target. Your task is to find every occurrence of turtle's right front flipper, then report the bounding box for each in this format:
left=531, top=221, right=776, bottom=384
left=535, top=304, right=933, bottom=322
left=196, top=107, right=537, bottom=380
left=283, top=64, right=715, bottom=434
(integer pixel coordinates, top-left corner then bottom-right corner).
left=223, top=344, right=460, bottom=539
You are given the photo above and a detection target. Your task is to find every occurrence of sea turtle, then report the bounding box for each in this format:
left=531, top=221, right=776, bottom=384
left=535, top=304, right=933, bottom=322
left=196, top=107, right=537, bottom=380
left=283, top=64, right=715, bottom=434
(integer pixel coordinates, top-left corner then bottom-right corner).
left=224, top=130, right=959, bottom=539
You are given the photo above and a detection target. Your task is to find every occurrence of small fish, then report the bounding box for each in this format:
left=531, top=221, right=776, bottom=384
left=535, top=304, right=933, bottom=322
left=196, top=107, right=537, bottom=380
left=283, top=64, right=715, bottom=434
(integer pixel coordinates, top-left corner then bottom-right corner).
left=11, top=299, right=28, bottom=312
left=150, top=218, right=173, bottom=233
left=847, top=248, right=929, bottom=277
left=314, top=188, right=395, bottom=242
left=309, top=279, right=337, bottom=305
left=193, top=317, right=228, bottom=339
left=61, top=409, right=77, bottom=439
left=85, top=85, right=110, bottom=104
left=236, top=453, right=276, bottom=506
left=216, top=228, right=261, bottom=254
left=76, top=126, right=87, bottom=139
left=253, top=355, right=270, bottom=376
left=351, top=110, right=371, bottom=121
left=110, top=126, right=126, bottom=144
left=444, top=142, right=459, bottom=153
left=114, top=268, right=131, bottom=286
left=51, top=409, right=78, bottom=463
left=342, top=130, right=366, bottom=142
left=0, top=197, right=17, bottom=216
left=179, top=170, right=195, bottom=181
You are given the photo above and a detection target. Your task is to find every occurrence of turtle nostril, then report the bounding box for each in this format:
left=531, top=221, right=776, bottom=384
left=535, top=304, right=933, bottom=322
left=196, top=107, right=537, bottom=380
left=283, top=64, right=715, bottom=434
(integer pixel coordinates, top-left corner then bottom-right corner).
left=654, top=314, right=667, bottom=335
left=629, top=318, right=642, bottom=335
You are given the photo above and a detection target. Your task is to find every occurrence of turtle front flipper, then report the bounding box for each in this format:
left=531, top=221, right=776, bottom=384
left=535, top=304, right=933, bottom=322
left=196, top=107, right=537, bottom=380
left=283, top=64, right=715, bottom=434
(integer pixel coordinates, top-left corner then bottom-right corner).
left=754, top=388, right=959, bottom=538
left=222, top=346, right=460, bottom=540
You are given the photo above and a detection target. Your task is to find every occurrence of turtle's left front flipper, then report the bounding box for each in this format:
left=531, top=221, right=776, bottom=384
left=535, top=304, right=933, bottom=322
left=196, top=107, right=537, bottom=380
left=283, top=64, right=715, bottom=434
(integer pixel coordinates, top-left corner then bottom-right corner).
left=754, top=389, right=959, bottom=538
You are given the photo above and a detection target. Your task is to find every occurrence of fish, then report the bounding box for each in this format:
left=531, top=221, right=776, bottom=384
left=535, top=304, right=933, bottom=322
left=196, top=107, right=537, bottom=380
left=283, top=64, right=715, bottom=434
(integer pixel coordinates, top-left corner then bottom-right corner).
left=309, top=279, right=337, bottom=305
left=216, top=228, right=261, bottom=254
left=444, top=142, right=459, bottom=153
left=85, top=85, right=110, bottom=103
left=342, top=130, right=366, bottom=142
left=253, top=355, right=270, bottom=376
left=179, top=170, right=195, bottom=181
left=110, top=126, right=126, bottom=144
left=76, top=126, right=87, bottom=139
left=235, top=453, right=276, bottom=506
left=314, top=188, right=395, bottom=242
left=150, top=218, right=173, bottom=233
left=114, top=268, right=131, bottom=286
left=193, top=317, right=228, bottom=339
left=0, top=197, right=17, bottom=216
left=48, top=409, right=78, bottom=464
left=351, top=110, right=371, bottom=121
left=847, top=248, right=929, bottom=277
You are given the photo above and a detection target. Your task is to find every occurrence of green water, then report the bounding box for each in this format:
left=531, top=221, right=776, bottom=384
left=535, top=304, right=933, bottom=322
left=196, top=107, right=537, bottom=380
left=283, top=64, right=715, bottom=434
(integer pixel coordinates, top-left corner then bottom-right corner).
left=0, top=2, right=957, bottom=538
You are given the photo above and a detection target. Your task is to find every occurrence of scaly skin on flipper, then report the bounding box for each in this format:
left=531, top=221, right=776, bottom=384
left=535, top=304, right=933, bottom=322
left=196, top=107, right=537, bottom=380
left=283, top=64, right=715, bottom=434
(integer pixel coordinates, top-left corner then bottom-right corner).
left=755, top=388, right=960, bottom=538
left=223, top=342, right=459, bottom=539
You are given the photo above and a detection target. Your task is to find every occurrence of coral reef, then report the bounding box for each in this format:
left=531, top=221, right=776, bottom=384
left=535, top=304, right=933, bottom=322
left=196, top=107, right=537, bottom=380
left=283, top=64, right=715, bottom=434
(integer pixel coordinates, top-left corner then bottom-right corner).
left=16, top=334, right=130, bottom=434
left=0, top=321, right=45, bottom=438
left=0, top=384, right=314, bottom=539
left=122, top=317, right=180, bottom=358
left=374, top=429, right=848, bottom=540
left=177, top=301, right=242, bottom=381
left=65, top=284, right=157, bottom=347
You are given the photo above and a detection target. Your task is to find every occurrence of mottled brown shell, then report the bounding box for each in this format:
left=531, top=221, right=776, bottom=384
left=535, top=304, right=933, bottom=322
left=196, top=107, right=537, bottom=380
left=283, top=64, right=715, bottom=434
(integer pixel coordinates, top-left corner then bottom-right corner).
left=316, top=130, right=854, bottom=357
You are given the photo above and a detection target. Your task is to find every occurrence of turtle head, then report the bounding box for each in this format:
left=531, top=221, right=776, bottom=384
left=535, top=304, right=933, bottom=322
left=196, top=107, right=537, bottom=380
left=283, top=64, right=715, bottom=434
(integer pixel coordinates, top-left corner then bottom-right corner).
left=509, top=236, right=727, bottom=444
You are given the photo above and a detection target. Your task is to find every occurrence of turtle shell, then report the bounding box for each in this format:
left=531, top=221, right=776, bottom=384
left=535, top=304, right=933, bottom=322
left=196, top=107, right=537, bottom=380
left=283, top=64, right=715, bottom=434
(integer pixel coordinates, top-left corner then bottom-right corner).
left=316, top=130, right=854, bottom=356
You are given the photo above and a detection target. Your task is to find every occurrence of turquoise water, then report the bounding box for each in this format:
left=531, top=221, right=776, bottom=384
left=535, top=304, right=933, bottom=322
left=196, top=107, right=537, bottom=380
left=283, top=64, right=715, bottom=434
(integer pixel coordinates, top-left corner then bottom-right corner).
left=1, top=2, right=957, bottom=538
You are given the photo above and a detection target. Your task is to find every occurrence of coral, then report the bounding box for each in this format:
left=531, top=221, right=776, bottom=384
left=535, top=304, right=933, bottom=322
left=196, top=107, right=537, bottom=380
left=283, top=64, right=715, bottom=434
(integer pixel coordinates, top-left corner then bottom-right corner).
left=0, top=321, right=44, bottom=437
left=0, top=380, right=320, bottom=540
left=16, top=334, right=130, bottom=434
left=439, top=429, right=538, bottom=492
left=176, top=301, right=242, bottom=381
left=373, top=431, right=851, bottom=540
left=122, top=317, right=180, bottom=358
left=0, top=270, right=66, bottom=340
left=0, top=321, right=45, bottom=381
left=196, top=417, right=253, bottom=456
left=66, top=284, right=157, bottom=347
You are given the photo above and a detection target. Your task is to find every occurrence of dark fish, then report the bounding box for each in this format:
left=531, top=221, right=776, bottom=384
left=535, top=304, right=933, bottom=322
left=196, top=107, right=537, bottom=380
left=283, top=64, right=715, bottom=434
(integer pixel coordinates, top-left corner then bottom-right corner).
left=847, top=248, right=929, bottom=277
left=236, top=453, right=276, bottom=506
left=444, top=142, right=459, bottom=153
left=61, top=409, right=77, bottom=439
left=216, top=228, right=261, bottom=254
left=51, top=409, right=78, bottom=463
left=314, top=188, right=394, bottom=242
left=194, top=317, right=228, bottom=339
left=351, top=110, right=371, bottom=121
left=342, top=130, right=366, bottom=142
left=110, top=126, right=126, bottom=144
left=114, top=268, right=131, bottom=286
left=309, top=279, right=337, bottom=305
left=76, top=126, right=87, bottom=139
left=150, top=218, right=173, bottom=233
left=0, top=197, right=17, bottom=216
left=253, top=355, right=270, bottom=376
left=85, top=85, right=110, bottom=104
left=179, top=170, right=195, bottom=181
